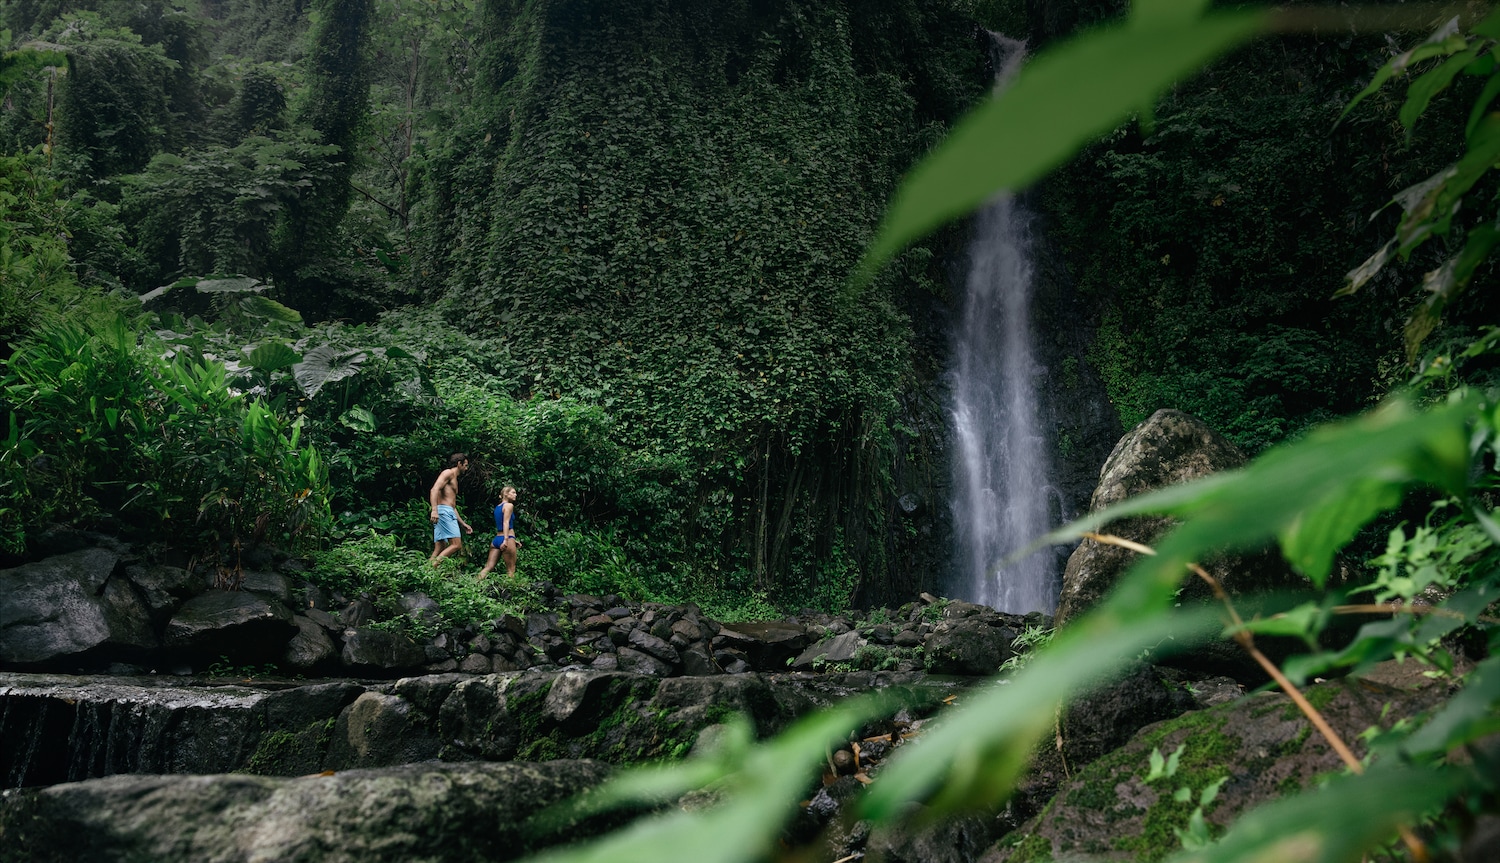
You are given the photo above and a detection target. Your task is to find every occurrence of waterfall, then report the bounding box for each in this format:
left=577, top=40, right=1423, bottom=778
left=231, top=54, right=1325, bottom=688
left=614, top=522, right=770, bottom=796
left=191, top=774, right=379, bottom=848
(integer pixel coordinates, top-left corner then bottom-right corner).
left=947, top=33, right=1060, bottom=615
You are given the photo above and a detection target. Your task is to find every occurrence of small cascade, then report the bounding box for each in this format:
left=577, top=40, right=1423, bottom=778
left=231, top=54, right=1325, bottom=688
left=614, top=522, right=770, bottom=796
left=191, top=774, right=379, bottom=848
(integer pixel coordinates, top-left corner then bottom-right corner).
left=947, top=33, right=1061, bottom=615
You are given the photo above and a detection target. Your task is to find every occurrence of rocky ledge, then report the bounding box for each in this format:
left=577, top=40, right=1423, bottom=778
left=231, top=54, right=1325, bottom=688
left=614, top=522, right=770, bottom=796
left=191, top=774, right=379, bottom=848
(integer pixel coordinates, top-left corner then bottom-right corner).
left=0, top=667, right=959, bottom=789
left=0, top=531, right=1047, bottom=681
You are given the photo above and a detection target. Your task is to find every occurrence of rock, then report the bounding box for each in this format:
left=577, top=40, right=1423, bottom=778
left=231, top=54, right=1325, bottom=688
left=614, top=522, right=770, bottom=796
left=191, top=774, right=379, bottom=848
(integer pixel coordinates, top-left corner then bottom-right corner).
left=626, top=629, right=680, bottom=666
left=0, top=549, right=158, bottom=667
left=250, top=682, right=366, bottom=775
left=121, top=563, right=197, bottom=617
left=1055, top=409, right=1302, bottom=630
left=714, top=621, right=811, bottom=670
left=0, top=673, right=329, bottom=785
left=893, top=628, right=922, bottom=648
left=1060, top=663, right=1196, bottom=767
left=590, top=653, right=620, bottom=671
left=240, top=570, right=290, bottom=603
left=670, top=620, right=703, bottom=642
left=303, top=606, right=341, bottom=633
left=526, top=612, right=561, bottom=637
left=459, top=654, right=492, bottom=674
left=325, top=692, right=441, bottom=769
left=923, top=620, right=1013, bottom=676
left=340, top=628, right=426, bottom=673
left=282, top=614, right=338, bottom=671
left=581, top=614, right=613, bottom=631
left=400, top=592, right=442, bottom=629
left=339, top=597, right=374, bottom=628
left=989, top=678, right=1448, bottom=862
left=164, top=591, right=297, bottom=666
left=615, top=646, right=673, bottom=677
left=790, top=630, right=866, bottom=669
left=679, top=645, right=722, bottom=676
left=0, top=760, right=614, bottom=862
left=866, top=810, right=996, bottom=863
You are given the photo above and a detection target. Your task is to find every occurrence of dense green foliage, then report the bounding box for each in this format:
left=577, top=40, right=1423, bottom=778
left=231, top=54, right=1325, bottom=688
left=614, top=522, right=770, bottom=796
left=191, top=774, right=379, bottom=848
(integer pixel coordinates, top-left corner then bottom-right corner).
left=0, top=0, right=991, bottom=608
left=412, top=0, right=985, bottom=604
left=1041, top=22, right=1467, bottom=452
left=0, top=315, right=331, bottom=557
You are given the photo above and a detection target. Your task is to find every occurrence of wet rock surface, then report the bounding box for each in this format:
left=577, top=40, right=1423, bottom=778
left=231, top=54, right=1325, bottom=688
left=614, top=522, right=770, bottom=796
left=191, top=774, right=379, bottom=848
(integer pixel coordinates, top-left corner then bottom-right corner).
left=0, top=548, right=157, bottom=666
left=0, top=760, right=614, bottom=863
left=0, top=668, right=961, bottom=790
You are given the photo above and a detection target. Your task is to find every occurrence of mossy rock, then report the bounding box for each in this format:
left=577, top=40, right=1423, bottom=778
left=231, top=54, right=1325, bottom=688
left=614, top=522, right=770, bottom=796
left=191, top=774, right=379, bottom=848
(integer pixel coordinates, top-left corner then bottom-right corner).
left=986, top=677, right=1450, bottom=862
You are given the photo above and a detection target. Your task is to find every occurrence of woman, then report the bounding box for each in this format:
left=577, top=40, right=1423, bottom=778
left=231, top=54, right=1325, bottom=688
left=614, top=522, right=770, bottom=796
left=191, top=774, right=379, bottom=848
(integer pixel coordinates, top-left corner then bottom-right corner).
left=478, top=486, right=519, bottom=579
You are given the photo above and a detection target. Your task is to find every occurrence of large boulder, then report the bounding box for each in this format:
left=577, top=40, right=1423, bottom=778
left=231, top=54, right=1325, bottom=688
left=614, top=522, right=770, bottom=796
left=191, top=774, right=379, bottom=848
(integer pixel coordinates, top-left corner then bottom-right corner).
left=714, top=621, right=811, bottom=670
left=1055, top=410, right=1302, bottom=632
left=0, top=760, right=614, bottom=863
left=164, top=590, right=298, bottom=667
left=924, top=619, right=1015, bottom=676
left=325, top=691, right=442, bottom=770
left=0, top=548, right=157, bottom=667
left=282, top=614, right=339, bottom=671
left=340, top=627, right=426, bottom=672
left=984, top=675, right=1449, bottom=862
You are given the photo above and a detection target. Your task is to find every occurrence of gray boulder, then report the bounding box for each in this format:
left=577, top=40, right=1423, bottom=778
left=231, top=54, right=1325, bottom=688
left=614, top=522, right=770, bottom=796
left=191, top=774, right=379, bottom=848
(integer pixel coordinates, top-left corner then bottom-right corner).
left=924, top=620, right=1015, bottom=676
left=240, top=570, right=290, bottom=603
left=790, top=630, right=866, bottom=670
left=341, top=627, right=426, bottom=672
left=615, top=646, right=673, bottom=677
left=121, top=562, right=198, bottom=618
left=325, top=691, right=441, bottom=770
left=714, top=621, right=811, bottom=670
left=0, top=548, right=157, bottom=666
left=0, top=760, right=614, bottom=863
left=1055, top=409, right=1301, bottom=628
left=164, top=590, right=297, bottom=666
left=282, top=614, right=338, bottom=671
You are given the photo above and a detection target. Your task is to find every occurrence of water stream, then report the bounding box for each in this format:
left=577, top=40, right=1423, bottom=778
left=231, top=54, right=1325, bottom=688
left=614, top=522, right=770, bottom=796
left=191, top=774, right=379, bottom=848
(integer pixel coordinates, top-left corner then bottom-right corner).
left=947, top=34, right=1061, bottom=615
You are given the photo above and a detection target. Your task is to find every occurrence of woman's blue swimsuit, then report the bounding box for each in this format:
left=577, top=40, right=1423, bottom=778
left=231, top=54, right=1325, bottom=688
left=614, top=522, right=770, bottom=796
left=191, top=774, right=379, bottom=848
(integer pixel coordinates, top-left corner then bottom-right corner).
left=491, top=503, right=515, bottom=548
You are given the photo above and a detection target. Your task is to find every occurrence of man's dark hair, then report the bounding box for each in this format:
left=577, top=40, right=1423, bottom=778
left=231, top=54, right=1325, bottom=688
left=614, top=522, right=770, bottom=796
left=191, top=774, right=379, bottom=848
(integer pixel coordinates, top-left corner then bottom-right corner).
left=448, top=452, right=469, bottom=468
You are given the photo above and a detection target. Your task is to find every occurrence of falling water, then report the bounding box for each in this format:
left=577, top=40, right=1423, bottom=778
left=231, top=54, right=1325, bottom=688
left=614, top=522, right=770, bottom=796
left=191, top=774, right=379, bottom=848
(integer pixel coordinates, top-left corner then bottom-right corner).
left=948, top=33, right=1060, bottom=614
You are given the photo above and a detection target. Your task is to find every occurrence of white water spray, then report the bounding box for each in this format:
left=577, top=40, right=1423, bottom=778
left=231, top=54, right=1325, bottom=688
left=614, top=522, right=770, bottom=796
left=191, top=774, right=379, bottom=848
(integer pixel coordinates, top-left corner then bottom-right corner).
left=948, top=33, right=1059, bottom=614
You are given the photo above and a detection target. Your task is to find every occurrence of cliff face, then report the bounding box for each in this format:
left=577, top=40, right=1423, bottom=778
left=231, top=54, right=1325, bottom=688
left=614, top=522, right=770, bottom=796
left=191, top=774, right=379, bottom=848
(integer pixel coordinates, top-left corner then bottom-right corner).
left=414, top=0, right=992, bottom=603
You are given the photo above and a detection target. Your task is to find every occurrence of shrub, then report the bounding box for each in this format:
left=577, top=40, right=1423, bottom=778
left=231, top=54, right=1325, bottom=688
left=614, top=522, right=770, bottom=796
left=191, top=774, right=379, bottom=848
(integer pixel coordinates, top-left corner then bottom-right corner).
left=0, top=315, right=331, bottom=555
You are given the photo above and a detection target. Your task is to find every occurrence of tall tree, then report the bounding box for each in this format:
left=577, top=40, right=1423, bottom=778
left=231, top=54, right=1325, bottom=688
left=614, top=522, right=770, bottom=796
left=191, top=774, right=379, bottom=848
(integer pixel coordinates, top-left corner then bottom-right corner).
left=273, top=0, right=373, bottom=312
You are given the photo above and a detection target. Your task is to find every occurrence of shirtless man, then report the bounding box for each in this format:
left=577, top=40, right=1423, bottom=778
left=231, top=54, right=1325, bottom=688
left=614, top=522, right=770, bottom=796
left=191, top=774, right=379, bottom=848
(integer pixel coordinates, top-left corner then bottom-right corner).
left=428, top=453, right=473, bottom=566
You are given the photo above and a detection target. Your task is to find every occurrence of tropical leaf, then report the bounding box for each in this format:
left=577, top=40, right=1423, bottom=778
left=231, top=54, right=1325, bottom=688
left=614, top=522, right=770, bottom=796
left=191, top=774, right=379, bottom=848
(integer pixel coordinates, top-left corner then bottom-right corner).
left=239, top=295, right=302, bottom=323
left=1171, top=766, right=1467, bottom=863
left=850, top=9, right=1268, bottom=285
left=523, top=694, right=897, bottom=863
left=1278, top=477, right=1403, bottom=584
left=1398, top=43, right=1484, bottom=131
left=193, top=276, right=264, bottom=294
left=338, top=406, right=377, bottom=433
left=1397, top=652, right=1500, bottom=759
left=1038, top=398, right=1471, bottom=602
left=1339, top=17, right=1467, bottom=123
left=245, top=342, right=301, bottom=373
left=292, top=345, right=368, bottom=399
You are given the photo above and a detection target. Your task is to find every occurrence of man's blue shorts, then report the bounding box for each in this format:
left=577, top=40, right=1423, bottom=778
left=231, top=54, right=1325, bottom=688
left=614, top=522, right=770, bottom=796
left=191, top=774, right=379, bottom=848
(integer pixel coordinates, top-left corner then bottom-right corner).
left=434, top=505, right=460, bottom=541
